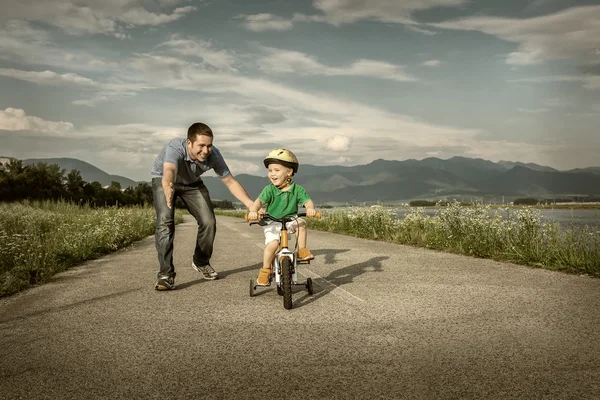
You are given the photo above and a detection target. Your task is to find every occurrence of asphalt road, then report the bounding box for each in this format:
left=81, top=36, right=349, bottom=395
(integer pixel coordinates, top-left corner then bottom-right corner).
left=1, top=215, right=599, bottom=400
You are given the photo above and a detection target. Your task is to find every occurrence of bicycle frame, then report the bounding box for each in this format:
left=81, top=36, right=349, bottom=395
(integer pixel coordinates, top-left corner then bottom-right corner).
left=270, top=217, right=299, bottom=286
left=246, top=211, right=320, bottom=309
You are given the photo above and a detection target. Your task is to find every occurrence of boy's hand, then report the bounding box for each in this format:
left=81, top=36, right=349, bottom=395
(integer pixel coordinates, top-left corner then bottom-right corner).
left=306, top=208, right=316, bottom=217
left=248, top=211, right=259, bottom=221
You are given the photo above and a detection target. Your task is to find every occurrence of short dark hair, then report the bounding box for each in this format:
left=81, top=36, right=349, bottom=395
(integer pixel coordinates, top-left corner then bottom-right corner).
left=187, top=122, right=214, bottom=142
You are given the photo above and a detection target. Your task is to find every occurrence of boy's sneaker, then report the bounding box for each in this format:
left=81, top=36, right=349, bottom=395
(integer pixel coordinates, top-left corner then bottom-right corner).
left=192, top=262, right=219, bottom=280
left=297, top=248, right=315, bottom=261
left=155, top=276, right=175, bottom=291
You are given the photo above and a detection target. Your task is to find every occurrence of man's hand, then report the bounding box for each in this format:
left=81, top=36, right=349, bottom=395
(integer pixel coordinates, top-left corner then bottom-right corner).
left=163, top=181, right=174, bottom=209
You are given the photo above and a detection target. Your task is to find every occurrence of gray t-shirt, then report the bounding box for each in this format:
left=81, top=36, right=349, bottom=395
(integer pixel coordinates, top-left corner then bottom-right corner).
left=151, top=138, right=231, bottom=185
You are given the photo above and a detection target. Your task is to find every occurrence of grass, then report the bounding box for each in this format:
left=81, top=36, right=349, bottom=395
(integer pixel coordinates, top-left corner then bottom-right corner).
left=0, top=200, right=183, bottom=297
left=301, top=202, right=600, bottom=277
left=3, top=202, right=597, bottom=297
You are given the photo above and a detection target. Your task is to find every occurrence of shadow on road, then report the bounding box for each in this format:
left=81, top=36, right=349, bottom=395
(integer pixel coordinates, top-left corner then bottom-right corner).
left=217, top=248, right=351, bottom=281
left=312, top=248, right=351, bottom=265
left=292, top=255, right=388, bottom=309
left=0, top=288, right=143, bottom=325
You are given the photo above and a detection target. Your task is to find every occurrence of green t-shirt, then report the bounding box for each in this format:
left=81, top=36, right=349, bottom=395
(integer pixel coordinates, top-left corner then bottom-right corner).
left=258, top=181, right=311, bottom=219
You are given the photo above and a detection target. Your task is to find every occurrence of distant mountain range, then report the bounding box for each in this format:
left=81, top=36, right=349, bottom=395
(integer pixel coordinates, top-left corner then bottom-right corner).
left=2, top=156, right=599, bottom=203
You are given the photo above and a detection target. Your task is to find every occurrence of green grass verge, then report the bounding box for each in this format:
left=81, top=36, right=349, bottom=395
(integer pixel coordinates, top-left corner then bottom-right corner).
left=0, top=200, right=184, bottom=297
left=218, top=204, right=600, bottom=277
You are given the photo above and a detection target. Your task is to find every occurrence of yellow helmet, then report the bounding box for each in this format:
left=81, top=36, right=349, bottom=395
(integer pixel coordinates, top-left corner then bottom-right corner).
left=263, top=148, right=299, bottom=174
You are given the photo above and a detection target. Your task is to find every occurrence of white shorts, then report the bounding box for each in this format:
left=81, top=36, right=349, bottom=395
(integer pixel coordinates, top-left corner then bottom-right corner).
left=263, top=217, right=304, bottom=244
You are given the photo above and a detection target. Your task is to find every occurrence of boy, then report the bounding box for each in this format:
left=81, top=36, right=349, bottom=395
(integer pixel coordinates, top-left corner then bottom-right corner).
left=248, top=149, right=316, bottom=286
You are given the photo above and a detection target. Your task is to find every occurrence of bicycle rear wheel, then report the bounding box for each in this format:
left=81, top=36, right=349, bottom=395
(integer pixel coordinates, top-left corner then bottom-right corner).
left=281, top=258, right=293, bottom=310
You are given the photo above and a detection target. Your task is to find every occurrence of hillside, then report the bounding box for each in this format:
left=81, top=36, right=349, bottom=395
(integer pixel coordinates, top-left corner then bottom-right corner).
left=22, top=158, right=138, bottom=188
left=5, top=156, right=599, bottom=203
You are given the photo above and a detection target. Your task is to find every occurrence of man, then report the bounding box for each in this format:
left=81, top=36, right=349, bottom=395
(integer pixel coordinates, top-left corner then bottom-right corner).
left=151, top=122, right=254, bottom=290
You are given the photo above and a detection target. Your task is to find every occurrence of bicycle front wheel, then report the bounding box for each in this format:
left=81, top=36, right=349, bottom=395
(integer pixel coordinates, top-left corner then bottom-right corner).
left=281, top=258, right=293, bottom=310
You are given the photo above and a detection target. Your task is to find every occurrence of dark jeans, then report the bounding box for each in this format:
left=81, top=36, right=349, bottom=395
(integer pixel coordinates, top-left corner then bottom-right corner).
left=152, top=177, right=216, bottom=279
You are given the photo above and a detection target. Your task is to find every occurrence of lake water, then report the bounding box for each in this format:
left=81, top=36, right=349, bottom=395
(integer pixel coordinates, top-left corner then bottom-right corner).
left=322, top=207, right=600, bottom=230
left=394, top=208, right=600, bottom=230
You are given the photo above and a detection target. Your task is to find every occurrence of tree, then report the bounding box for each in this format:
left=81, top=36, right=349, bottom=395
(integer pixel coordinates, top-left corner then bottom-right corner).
left=513, top=197, right=538, bottom=206
left=83, top=181, right=104, bottom=206
left=0, top=160, right=27, bottom=201
left=65, top=169, right=85, bottom=203
left=22, top=162, right=66, bottom=200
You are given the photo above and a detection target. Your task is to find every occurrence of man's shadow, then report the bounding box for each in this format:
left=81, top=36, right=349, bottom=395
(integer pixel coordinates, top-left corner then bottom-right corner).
left=292, top=255, right=388, bottom=309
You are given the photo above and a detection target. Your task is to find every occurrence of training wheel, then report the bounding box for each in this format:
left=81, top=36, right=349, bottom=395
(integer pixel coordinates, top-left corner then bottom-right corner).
left=306, top=277, right=313, bottom=295
left=249, top=278, right=255, bottom=297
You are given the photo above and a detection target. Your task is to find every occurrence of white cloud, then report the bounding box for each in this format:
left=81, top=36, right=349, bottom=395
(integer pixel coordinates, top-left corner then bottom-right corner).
left=238, top=13, right=294, bottom=32
left=0, top=21, right=122, bottom=72
left=313, top=0, right=469, bottom=25
left=237, top=1, right=466, bottom=31
left=0, top=66, right=151, bottom=106
left=582, top=75, right=600, bottom=90
left=119, top=5, right=195, bottom=25
left=432, top=5, right=600, bottom=65
left=517, top=108, right=548, bottom=114
left=258, top=47, right=417, bottom=82
left=423, top=60, right=441, bottom=67
left=0, top=68, right=98, bottom=87
left=406, top=25, right=437, bottom=36
left=327, top=135, right=351, bottom=152
left=0, top=108, right=73, bottom=133
left=508, top=75, right=600, bottom=90
left=156, top=35, right=238, bottom=72
left=0, top=0, right=196, bottom=37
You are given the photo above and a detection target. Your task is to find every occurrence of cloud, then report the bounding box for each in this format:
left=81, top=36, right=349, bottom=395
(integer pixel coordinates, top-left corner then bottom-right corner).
left=431, top=5, right=600, bottom=65
left=0, top=66, right=151, bottom=106
left=423, top=60, right=441, bottom=67
left=0, top=108, right=73, bottom=133
left=406, top=25, right=437, bottom=36
left=72, top=90, right=139, bottom=107
left=237, top=1, right=466, bottom=31
left=507, top=75, right=600, bottom=90
left=258, top=47, right=417, bottom=82
left=240, top=105, right=287, bottom=125
left=517, top=108, right=548, bottom=114
left=156, top=35, right=238, bottom=72
left=0, top=21, right=123, bottom=72
left=0, top=0, right=196, bottom=37
left=313, top=0, right=469, bottom=25
left=579, top=62, right=600, bottom=76
left=237, top=13, right=294, bottom=32
left=236, top=12, right=325, bottom=32
left=326, top=135, right=351, bottom=152
left=0, top=68, right=98, bottom=87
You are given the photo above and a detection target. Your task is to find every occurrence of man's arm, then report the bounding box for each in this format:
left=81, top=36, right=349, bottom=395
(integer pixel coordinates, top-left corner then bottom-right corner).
left=247, top=198, right=263, bottom=221
left=220, top=174, right=254, bottom=209
left=162, top=162, right=177, bottom=209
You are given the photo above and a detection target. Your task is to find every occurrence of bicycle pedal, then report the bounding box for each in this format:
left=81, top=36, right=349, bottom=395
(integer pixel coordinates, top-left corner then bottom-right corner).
left=297, top=260, right=310, bottom=264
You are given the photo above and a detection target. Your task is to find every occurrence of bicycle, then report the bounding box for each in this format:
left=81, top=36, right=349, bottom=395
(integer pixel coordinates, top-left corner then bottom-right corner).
left=245, top=211, right=322, bottom=310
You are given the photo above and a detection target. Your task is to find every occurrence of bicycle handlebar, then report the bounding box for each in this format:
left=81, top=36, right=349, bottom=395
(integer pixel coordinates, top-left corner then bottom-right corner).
left=245, top=210, right=322, bottom=224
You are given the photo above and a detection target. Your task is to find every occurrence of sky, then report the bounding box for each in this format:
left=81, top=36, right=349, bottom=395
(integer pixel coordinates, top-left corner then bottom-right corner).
left=0, top=0, right=599, bottom=181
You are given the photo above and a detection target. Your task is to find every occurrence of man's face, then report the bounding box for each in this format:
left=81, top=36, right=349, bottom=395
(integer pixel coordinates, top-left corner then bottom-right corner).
left=187, top=134, right=213, bottom=162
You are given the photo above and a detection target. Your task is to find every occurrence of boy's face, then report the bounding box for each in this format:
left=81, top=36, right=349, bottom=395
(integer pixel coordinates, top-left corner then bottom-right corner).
left=267, top=163, right=292, bottom=187
left=187, top=134, right=213, bottom=162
